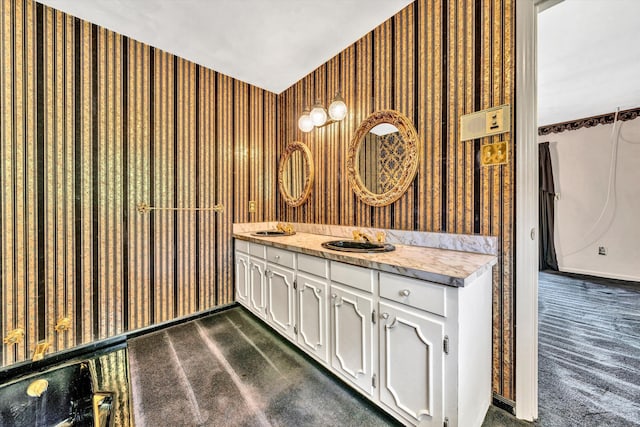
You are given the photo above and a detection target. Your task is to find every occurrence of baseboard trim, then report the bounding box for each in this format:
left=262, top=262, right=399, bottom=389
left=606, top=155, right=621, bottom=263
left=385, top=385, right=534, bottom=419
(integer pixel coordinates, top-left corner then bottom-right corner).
left=0, top=302, right=238, bottom=382
left=544, top=269, right=640, bottom=287
left=558, top=267, right=640, bottom=283
left=493, top=393, right=516, bottom=415
left=126, top=302, right=237, bottom=339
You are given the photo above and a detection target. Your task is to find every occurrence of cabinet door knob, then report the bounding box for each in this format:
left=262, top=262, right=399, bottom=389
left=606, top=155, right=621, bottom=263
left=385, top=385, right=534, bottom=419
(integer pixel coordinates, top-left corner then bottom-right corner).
left=331, top=293, right=337, bottom=299
left=381, top=312, right=389, bottom=320
left=400, top=289, right=411, bottom=297
left=275, top=255, right=280, bottom=260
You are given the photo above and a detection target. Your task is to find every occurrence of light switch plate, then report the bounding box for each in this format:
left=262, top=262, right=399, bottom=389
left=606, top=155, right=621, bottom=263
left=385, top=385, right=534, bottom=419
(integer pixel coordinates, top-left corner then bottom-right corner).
left=249, top=201, right=256, bottom=213
left=481, top=141, right=508, bottom=166
left=460, top=104, right=511, bottom=141
left=486, top=108, right=504, bottom=133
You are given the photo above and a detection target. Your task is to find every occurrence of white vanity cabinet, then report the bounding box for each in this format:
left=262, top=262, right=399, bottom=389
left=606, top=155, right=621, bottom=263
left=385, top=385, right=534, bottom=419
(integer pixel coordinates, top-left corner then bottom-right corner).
left=233, top=238, right=492, bottom=427
left=248, top=258, right=267, bottom=319
left=234, top=252, right=250, bottom=305
left=376, top=272, right=449, bottom=426
left=329, top=262, right=376, bottom=397
left=265, top=246, right=297, bottom=340
left=378, top=300, right=445, bottom=426
left=235, top=241, right=268, bottom=319
left=296, top=253, right=330, bottom=364
left=265, top=264, right=296, bottom=340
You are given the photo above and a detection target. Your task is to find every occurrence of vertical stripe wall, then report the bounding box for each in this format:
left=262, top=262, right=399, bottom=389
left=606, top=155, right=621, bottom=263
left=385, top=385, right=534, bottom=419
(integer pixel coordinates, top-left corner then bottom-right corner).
left=276, top=0, right=516, bottom=400
left=0, top=0, right=277, bottom=367
left=1, top=0, right=518, bottom=405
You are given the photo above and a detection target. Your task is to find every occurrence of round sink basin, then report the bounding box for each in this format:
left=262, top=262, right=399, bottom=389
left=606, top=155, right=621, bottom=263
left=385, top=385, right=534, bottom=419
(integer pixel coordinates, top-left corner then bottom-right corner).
left=322, top=240, right=395, bottom=253
left=251, top=230, right=296, bottom=237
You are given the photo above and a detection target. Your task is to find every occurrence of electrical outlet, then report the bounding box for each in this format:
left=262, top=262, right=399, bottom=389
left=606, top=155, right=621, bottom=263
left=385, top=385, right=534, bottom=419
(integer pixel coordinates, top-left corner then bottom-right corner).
left=480, top=141, right=508, bottom=166
left=249, top=201, right=256, bottom=213
left=598, top=246, right=607, bottom=256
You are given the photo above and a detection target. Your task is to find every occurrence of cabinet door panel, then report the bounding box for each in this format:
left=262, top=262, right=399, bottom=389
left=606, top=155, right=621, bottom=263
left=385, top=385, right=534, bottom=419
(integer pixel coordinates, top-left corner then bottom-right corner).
left=330, top=284, right=374, bottom=396
left=249, top=259, right=267, bottom=318
left=297, top=273, right=328, bottom=363
left=266, top=264, right=295, bottom=339
left=235, top=252, right=249, bottom=305
left=379, top=301, right=444, bottom=426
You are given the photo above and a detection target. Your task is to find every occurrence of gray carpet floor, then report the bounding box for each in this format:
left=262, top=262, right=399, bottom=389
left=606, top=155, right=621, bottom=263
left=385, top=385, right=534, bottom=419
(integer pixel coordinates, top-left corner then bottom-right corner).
left=537, top=271, right=640, bottom=426
left=128, top=307, right=397, bottom=427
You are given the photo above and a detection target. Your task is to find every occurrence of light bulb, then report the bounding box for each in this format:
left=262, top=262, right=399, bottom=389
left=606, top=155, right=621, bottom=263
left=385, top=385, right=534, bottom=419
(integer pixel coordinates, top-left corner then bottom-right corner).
left=298, top=111, right=314, bottom=133
left=310, top=103, right=328, bottom=126
left=328, top=94, right=347, bottom=121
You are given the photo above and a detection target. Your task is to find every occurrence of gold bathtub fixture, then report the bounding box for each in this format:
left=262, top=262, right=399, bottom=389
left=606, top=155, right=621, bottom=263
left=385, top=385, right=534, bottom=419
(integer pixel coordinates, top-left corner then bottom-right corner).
left=137, top=202, right=224, bottom=214
left=3, top=328, right=24, bottom=345
left=276, top=222, right=294, bottom=234
left=54, top=317, right=72, bottom=333
left=26, top=379, right=49, bottom=397
left=32, top=341, right=50, bottom=362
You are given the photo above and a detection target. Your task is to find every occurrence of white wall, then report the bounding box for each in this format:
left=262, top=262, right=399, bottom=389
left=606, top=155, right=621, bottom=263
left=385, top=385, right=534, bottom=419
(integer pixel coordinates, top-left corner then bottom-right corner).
left=540, top=117, right=640, bottom=281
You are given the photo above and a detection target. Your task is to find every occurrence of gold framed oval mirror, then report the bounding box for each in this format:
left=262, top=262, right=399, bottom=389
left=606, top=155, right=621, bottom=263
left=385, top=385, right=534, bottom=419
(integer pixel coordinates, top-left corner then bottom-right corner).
left=278, top=141, right=314, bottom=207
left=347, top=110, right=420, bottom=206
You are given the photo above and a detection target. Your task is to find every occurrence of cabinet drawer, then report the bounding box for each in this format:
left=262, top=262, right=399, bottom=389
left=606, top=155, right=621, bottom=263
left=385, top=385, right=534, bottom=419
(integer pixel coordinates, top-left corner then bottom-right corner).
left=266, top=246, right=295, bottom=268
left=235, top=239, right=249, bottom=253
left=379, top=272, right=446, bottom=317
left=249, top=242, right=266, bottom=259
left=330, top=262, right=374, bottom=293
left=298, top=253, right=328, bottom=278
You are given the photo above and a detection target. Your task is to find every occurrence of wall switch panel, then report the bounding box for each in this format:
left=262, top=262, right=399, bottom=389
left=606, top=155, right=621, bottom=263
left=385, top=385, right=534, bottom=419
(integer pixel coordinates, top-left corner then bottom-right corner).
left=481, top=141, right=508, bottom=166
left=460, top=104, right=511, bottom=141
left=249, top=201, right=257, bottom=213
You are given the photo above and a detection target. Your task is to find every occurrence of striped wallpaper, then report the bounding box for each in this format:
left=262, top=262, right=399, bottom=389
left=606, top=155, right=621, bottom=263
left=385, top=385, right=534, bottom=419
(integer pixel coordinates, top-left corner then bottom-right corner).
left=1, top=0, right=517, bottom=405
left=276, top=0, right=516, bottom=400
left=0, top=0, right=276, bottom=367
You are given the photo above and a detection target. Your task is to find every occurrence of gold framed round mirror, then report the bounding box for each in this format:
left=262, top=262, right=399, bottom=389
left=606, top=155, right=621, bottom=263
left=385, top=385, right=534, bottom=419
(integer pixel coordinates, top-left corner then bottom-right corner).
left=347, top=110, right=420, bottom=206
left=278, top=141, right=314, bottom=207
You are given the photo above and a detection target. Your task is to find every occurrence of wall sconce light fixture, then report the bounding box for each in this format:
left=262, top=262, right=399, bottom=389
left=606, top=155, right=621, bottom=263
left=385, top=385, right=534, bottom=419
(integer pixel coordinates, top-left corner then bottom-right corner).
left=298, top=91, right=347, bottom=132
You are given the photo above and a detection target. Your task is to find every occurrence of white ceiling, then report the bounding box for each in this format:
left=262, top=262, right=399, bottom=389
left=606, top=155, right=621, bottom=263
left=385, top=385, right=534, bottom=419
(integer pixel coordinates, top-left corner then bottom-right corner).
left=538, top=0, right=640, bottom=125
left=37, top=0, right=638, bottom=124
left=36, top=0, right=412, bottom=94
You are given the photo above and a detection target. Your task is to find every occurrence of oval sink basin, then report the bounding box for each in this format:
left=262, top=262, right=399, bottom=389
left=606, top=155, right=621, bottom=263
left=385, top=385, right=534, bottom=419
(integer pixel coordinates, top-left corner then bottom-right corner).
left=251, top=230, right=296, bottom=237
left=322, top=240, right=395, bottom=253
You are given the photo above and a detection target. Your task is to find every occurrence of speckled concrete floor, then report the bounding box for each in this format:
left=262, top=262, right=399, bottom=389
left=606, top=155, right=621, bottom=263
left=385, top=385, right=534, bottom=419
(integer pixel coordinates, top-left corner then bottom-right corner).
left=128, top=307, right=399, bottom=426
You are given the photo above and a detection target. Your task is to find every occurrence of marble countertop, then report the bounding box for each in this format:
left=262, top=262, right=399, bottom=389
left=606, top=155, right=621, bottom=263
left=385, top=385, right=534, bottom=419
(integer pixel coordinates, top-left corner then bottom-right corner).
left=233, top=230, right=497, bottom=287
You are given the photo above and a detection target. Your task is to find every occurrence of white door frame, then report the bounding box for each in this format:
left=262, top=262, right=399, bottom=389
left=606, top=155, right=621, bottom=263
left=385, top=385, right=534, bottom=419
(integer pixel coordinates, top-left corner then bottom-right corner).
left=514, top=0, right=539, bottom=421
left=515, top=0, right=564, bottom=421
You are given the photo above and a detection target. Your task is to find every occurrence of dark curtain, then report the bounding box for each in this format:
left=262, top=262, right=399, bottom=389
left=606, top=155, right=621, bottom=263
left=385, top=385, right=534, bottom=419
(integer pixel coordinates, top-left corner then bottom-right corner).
left=539, top=142, right=559, bottom=271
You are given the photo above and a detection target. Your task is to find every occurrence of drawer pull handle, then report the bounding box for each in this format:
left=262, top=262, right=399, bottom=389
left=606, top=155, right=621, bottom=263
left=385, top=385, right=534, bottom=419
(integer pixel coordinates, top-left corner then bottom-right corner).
left=275, top=255, right=280, bottom=260
left=381, top=312, right=389, bottom=320
left=400, top=289, right=411, bottom=297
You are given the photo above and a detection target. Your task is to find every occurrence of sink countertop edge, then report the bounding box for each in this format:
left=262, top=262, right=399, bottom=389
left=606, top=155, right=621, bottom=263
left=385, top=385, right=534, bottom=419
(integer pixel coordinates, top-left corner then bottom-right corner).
left=233, top=232, right=497, bottom=288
